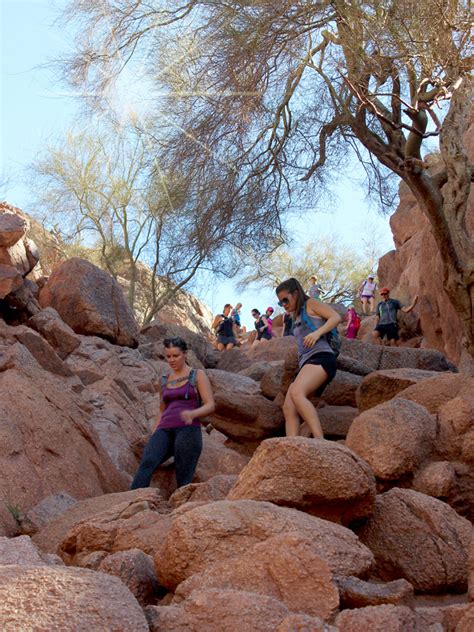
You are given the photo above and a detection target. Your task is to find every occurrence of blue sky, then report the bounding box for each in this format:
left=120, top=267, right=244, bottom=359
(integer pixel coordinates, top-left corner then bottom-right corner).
left=1, top=0, right=396, bottom=330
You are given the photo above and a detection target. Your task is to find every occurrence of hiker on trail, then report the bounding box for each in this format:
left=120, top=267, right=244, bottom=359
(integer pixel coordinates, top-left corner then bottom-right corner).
left=251, top=308, right=272, bottom=343
left=345, top=307, right=361, bottom=339
left=230, top=303, right=242, bottom=333
left=265, top=306, right=275, bottom=337
left=276, top=278, right=341, bottom=439
left=308, top=275, right=325, bottom=300
left=131, top=337, right=215, bottom=489
left=281, top=311, right=294, bottom=337
left=372, top=288, right=418, bottom=346
left=212, top=304, right=238, bottom=350
left=358, top=275, right=377, bottom=314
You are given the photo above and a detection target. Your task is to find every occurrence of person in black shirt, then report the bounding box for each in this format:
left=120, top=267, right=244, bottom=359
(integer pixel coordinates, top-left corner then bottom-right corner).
left=212, top=304, right=238, bottom=350
left=372, top=288, right=418, bottom=346
left=251, top=308, right=272, bottom=343
left=282, top=311, right=293, bottom=336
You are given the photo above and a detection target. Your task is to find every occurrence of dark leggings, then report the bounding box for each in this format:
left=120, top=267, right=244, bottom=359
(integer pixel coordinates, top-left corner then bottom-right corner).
left=130, top=426, right=203, bottom=489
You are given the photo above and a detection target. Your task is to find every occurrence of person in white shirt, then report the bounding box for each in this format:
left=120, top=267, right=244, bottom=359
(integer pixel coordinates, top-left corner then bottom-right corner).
left=358, top=275, right=377, bottom=314
left=308, top=275, right=325, bottom=300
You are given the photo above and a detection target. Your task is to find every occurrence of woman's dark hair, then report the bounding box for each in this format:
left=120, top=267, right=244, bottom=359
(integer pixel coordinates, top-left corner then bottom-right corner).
left=275, top=278, right=309, bottom=316
left=163, top=337, right=188, bottom=352
left=223, top=303, right=232, bottom=310
left=251, top=308, right=260, bottom=316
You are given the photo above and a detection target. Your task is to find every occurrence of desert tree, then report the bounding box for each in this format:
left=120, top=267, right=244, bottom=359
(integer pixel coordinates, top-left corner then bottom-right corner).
left=237, top=236, right=380, bottom=304
left=59, top=0, right=473, bottom=353
left=30, top=126, right=281, bottom=323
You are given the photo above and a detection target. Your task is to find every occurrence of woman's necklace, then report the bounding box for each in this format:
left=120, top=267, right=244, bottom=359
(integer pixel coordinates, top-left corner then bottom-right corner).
left=166, top=372, right=190, bottom=386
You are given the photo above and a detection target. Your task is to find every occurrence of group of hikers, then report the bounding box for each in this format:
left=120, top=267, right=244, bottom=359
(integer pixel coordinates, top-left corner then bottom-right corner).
left=211, top=274, right=417, bottom=348
left=131, top=275, right=418, bottom=492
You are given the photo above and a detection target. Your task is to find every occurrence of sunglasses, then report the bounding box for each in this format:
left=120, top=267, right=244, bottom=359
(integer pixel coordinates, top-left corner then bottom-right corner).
left=380, top=293, right=389, bottom=296
left=278, top=297, right=290, bottom=307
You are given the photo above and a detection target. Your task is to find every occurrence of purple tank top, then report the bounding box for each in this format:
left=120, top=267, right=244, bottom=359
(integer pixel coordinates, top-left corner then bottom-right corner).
left=158, top=380, right=201, bottom=430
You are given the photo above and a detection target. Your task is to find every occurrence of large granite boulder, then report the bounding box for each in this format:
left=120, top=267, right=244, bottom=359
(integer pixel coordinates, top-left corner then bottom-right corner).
left=357, top=488, right=472, bottom=593
left=228, top=438, right=376, bottom=525
left=0, top=565, right=148, bottom=630
left=33, top=489, right=166, bottom=555
left=0, top=344, right=127, bottom=535
left=39, top=257, right=139, bottom=347
left=173, top=535, right=339, bottom=620
left=356, top=368, right=442, bottom=412
left=346, top=399, right=436, bottom=480
left=146, top=589, right=293, bottom=632
left=154, top=500, right=374, bottom=590
left=205, top=369, right=284, bottom=444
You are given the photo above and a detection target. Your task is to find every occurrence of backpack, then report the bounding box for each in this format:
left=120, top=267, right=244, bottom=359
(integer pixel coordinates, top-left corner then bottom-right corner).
left=161, top=368, right=200, bottom=403
left=300, top=303, right=341, bottom=357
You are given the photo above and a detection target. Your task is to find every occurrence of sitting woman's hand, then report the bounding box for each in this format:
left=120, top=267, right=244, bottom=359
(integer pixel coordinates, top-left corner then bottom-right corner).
left=303, top=331, right=321, bottom=348
left=180, top=410, right=195, bottom=425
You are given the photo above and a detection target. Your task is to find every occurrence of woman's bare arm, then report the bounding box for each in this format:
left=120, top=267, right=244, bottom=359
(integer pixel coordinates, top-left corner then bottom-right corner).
left=401, top=295, right=418, bottom=313
left=307, top=298, right=342, bottom=335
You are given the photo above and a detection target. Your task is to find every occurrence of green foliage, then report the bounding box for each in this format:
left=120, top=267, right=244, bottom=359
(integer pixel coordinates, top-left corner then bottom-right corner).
left=238, top=234, right=380, bottom=305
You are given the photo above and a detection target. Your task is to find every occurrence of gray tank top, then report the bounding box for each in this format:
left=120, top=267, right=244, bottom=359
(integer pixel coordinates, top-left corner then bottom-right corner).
left=293, top=310, right=333, bottom=368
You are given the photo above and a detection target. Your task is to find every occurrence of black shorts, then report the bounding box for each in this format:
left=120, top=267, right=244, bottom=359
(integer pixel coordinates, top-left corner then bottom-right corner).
left=257, top=330, right=272, bottom=341
left=299, top=352, right=337, bottom=397
left=217, top=334, right=237, bottom=345
left=375, top=323, right=399, bottom=341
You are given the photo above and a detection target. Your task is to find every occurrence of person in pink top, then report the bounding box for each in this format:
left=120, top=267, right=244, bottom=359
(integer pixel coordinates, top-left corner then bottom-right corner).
left=131, top=337, right=215, bottom=489
left=345, top=307, right=361, bottom=339
left=265, top=306, right=275, bottom=337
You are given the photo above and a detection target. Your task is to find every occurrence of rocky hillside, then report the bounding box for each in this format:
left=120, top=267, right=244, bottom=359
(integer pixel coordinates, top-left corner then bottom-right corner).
left=1, top=171, right=474, bottom=628
left=0, top=244, right=473, bottom=629
left=377, top=110, right=474, bottom=366
left=0, top=201, right=213, bottom=335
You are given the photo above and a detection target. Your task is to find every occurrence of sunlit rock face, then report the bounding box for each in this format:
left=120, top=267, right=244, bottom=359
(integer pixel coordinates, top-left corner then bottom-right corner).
left=377, top=110, right=474, bottom=365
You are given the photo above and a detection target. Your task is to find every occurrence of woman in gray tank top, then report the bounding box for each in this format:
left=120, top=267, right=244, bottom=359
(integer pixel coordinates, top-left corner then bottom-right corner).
left=276, top=278, right=341, bottom=439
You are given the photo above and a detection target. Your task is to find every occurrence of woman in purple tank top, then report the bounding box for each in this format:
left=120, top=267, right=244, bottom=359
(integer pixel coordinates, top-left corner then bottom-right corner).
left=131, top=337, right=215, bottom=489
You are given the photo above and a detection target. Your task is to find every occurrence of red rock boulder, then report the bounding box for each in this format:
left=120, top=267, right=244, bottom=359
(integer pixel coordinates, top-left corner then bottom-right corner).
left=356, top=368, right=441, bottom=412
left=0, top=565, right=148, bottom=630
left=0, top=352, right=127, bottom=535
left=39, top=257, right=139, bottom=347
left=357, top=488, right=472, bottom=593
left=169, top=475, right=238, bottom=508
left=154, top=500, right=374, bottom=590
left=335, top=576, right=414, bottom=609
left=28, top=307, right=81, bottom=359
left=174, top=534, right=339, bottom=620
left=394, top=373, right=474, bottom=414
left=146, top=589, right=291, bottom=632
left=206, top=369, right=284, bottom=444
left=33, top=488, right=166, bottom=555
left=58, top=493, right=170, bottom=565
left=335, top=604, right=416, bottom=632
left=227, top=438, right=376, bottom=525
left=346, top=399, right=436, bottom=480
left=98, top=548, right=160, bottom=607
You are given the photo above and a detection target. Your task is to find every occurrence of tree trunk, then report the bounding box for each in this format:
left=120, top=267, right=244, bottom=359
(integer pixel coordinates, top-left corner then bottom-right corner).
left=404, top=76, right=474, bottom=359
